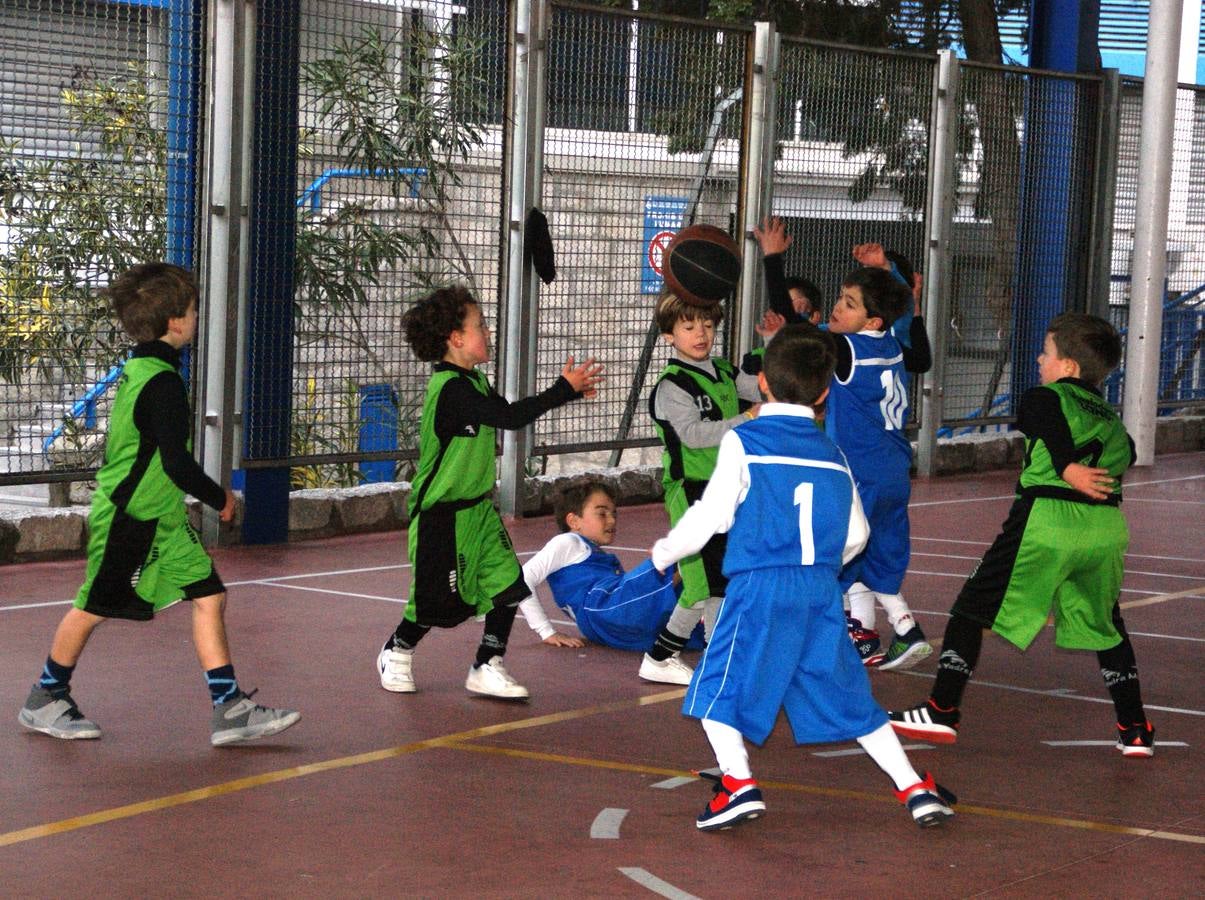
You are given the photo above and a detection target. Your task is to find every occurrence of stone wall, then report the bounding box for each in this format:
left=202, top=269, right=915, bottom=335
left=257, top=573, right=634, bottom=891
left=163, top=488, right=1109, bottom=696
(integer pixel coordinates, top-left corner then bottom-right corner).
left=3, top=415, right=1202, bottom=564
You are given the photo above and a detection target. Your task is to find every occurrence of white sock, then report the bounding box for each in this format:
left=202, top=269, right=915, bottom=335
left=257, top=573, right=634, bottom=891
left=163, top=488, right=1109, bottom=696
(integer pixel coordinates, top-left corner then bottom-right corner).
left=702, top=596, right=722, bottom=642
left=701, top=718, right=752, bottom=780
left=847, top=582, right=876, bottom=631
left=857, top=722, right=922, bottom=791
left=877, top=593, right=914, bottom=636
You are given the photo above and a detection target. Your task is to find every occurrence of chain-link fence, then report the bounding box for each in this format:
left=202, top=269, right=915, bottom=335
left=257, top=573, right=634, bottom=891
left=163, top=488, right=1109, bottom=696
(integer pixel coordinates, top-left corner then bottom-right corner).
left=3, top=2, right=1202, bottom=494
left=0, top=0, right=204, bottom=482
left=533, top=3, right=748, bottom=460
left=941, top=62, right=1103, bottom=435
left=770, top=37, right=935, bottom=427
left=1106, top=77, right=1205, bottom=408
left=247, top=0, right=510, bottom=486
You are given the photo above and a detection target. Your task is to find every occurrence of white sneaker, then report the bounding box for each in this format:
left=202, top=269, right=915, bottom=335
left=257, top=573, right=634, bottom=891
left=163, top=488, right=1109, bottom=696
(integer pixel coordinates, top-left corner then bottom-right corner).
left=377, top=644, right=416, bottom=693
left=639, top=653, right=694, bottom=685
left=465, top=656, right=529, bottom=700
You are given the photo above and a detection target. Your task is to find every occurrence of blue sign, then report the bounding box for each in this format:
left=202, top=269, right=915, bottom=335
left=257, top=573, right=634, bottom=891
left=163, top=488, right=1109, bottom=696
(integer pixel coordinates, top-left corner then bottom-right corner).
left=642, top=196, right=688, bottom=294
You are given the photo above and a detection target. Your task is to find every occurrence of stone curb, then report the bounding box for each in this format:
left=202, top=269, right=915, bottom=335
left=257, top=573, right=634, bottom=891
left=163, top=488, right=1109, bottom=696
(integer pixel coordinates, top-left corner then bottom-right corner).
left=3, top=415, right=1202, bottom=565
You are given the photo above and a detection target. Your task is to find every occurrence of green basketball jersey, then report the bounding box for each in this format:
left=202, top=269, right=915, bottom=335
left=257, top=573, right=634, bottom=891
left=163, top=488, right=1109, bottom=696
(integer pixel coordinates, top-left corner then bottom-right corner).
left=650, top=357, right=741, bottom=485
left=95, top=355, right=186, bottom=519
left=1019, top=381, right=1131, bottom=500
left=409, top=366, right=496, bottom=515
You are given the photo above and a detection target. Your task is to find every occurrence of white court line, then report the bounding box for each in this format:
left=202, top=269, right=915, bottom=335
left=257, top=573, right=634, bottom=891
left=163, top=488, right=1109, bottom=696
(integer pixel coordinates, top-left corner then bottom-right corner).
left=1043, top=740, right=1188, bottom=748
left=1125, top=497, right=1205, bottom=506
left=589, top=808, right=628, bottom=840
left=812, top=743, right=932, bottom=758
left=618, top=868, right=701, bottom=900
left=650, top=776, right=696, bottom=790
left=907, top=472, right=1205, bottom=509
left=915, top=536, right=1205, bottom=564
left=247, top=580, right=405, bottom=604
left=893, top=669, right=1205, bottom=717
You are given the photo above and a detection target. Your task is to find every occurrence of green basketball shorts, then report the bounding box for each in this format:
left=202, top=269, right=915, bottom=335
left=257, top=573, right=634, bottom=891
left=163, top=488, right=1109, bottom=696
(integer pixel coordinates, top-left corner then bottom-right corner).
left=663, top=479, right=728, bottom=608
left=406, top=496, right=529, bottom=628
left=952, top=495, right=1127, bottom=651
left=74, top=501, right=223, bottom=621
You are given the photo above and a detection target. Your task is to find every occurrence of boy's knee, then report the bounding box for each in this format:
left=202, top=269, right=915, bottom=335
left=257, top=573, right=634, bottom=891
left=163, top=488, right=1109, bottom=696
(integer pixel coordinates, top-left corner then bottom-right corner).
left=192, top=591, right=227, bottom=614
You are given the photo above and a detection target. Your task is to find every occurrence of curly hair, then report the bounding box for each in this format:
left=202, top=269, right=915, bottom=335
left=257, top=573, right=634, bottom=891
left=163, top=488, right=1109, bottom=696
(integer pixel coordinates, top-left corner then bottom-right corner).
left=402, top=284, right=477, bottom=362
left=105, top=262, right=198, bottom=343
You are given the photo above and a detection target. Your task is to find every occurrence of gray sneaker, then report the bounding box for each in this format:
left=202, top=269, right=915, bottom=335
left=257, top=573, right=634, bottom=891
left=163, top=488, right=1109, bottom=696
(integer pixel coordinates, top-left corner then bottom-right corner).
left=210, top=689, right=300, bottom=747
left=18, top=684, right=102, bottom=740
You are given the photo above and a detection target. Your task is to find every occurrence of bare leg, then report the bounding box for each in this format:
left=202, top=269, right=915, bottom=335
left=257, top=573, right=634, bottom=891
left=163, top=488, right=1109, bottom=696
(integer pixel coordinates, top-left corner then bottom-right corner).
left=191, top=592, right=232, bottom=671
left=49, top=607, right=106, bottom=666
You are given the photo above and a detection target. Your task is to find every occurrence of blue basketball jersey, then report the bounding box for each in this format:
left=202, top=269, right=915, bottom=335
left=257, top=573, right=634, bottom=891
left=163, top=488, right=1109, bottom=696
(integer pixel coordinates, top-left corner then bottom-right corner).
left=723, top=415, right=855, bottom=579
left=546, top=536, right=702, bottom=651
left=824, top=331, right=911, bottom=480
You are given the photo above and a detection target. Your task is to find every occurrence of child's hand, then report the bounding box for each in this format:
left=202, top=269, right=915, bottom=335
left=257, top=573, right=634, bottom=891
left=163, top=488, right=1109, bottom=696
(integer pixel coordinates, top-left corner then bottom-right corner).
left=755, top=310, right=786, bottom=339
left=543, top=632, right=585, bottom=648
left=754, top=217, right=793, bottom=256
left=219, top=489, right=236, bottom=523
left=911, top=272, right=923, bottom=316
left=852, top=242, right=889, bottom=270
left=562, top=356, right=604, bottom=398
left=1062, top=463, right=1115, bottom=501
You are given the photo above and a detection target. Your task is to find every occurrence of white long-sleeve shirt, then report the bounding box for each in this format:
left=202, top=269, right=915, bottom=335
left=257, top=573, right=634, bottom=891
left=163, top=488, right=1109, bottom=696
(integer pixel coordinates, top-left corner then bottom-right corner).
left=518, top=532, right=592, bottom=640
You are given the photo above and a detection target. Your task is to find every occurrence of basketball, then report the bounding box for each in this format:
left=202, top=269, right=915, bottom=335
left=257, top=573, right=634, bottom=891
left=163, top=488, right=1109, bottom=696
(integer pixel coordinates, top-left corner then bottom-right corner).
left=662, top=224, right=741, bottom=306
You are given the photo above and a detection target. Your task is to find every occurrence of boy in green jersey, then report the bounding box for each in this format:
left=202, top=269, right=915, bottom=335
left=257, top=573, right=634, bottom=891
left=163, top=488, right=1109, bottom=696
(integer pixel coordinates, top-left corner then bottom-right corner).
left=18, top=263, right=300, bottom=747
left=643, top=292, right=761, bottom=685
left=377, top=285, right=602, bottom=699
left=889, top=313, right=1156, bottom=757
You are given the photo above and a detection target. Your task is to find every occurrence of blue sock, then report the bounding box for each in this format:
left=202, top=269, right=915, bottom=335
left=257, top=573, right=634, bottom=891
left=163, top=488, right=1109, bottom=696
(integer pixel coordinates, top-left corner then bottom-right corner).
left=39, top=657, right=74, bottom=698
left=205, top=664, right=239, bottom=707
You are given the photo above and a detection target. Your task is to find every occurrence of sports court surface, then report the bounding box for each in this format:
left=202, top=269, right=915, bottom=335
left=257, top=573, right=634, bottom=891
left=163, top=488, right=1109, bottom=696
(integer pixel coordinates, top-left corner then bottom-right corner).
left=1, top=453, right=1202, bottom=898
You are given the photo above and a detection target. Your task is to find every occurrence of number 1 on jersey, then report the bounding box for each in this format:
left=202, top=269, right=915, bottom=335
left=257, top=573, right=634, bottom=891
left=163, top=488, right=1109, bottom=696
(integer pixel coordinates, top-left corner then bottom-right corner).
left=794, top=481, right=816, bottom=564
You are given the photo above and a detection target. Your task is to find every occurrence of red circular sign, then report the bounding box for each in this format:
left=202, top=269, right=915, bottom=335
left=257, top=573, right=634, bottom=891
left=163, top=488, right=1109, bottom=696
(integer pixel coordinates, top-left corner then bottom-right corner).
left=648, top=230, right=676, bottom=276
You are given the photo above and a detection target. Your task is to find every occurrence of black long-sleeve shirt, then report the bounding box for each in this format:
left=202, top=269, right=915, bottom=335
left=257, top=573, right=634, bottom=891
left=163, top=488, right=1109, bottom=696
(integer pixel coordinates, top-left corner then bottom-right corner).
left=130, top=341, right=227, bottom=511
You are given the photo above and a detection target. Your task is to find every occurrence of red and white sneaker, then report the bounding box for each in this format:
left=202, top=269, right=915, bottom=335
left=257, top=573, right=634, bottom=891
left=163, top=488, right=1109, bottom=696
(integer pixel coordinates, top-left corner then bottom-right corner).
left=894, top=772, right=956, bottom=828
left=696, top=772, right=766, bottom=831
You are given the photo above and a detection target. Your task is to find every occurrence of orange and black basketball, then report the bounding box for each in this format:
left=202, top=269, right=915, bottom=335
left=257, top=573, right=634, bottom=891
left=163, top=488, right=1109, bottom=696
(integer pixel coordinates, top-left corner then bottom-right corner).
left=663, top=224, right=741, bottom=306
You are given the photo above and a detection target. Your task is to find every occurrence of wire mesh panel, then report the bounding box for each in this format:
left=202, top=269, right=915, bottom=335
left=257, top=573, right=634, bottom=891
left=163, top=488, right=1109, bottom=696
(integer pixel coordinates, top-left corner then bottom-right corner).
left=942, top=62, right=1102, bottom=435
left=262, top=0, right=508, bottom=485
left=0, top=0, right=205, bottom=483
left=1109, top=78, right=1205, bottom=410
left=532, top=3, right=749, bottom=457
left=770, top=38, right=934, bottom=427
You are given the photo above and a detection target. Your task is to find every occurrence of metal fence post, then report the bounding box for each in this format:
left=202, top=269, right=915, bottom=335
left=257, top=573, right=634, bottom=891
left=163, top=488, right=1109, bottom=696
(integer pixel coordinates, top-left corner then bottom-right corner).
left=916, top=50, right=959, bottom=478
left=1087, top=68, right=1121, bottom=321
left=736, top=21, right=778, bottom=352
left=196, top=0, right=248, bottom=545
left=499, top=0, right=546, bottom=517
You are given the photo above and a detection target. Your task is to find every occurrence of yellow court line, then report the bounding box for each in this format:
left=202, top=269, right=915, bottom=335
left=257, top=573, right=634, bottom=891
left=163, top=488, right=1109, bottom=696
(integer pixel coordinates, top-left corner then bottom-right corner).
left=441, top=741, right=1205, bottom=846
left=0, top=688, right=684, bottom=849
left=1121, top=585, right=1205, bottom=610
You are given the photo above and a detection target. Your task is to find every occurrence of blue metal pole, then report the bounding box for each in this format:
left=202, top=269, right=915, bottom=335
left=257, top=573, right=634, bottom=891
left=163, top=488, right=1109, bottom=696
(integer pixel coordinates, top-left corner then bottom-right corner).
left=242, top=0, right=300, bottom=544
left=1010, top=1, right=1097, bottom=405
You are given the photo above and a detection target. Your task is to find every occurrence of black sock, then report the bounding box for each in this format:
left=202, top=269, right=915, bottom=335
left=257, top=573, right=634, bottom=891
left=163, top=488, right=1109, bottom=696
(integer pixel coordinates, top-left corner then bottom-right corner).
left=38, top=656, right=75, bottom=698
left=476, top=604, right=519, bottom=667
left=930, top=613, right=983, bottom=710
left=390, top=620, right=430, bottom=651
left=1097, top=606, right=1145, bottom=724
left=649, top=627, right=688, bottom=662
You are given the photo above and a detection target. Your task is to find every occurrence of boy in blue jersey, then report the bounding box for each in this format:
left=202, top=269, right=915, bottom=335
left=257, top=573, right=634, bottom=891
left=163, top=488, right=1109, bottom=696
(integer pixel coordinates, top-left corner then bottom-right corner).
left=825, top=267, right=932, bottom=669
left=518, top=479, right=704, bottom=652
left=651, top=324, right=954, bottom=832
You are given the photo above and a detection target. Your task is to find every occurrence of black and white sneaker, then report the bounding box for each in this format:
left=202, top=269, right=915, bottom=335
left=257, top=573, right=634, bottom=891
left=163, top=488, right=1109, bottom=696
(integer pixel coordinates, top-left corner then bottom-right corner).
left=888, top=700, right=960, bottom=744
